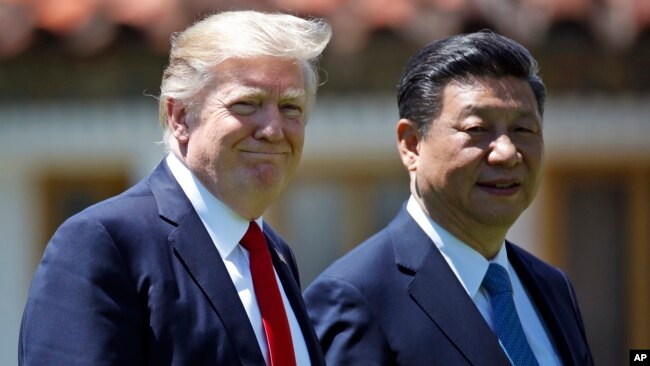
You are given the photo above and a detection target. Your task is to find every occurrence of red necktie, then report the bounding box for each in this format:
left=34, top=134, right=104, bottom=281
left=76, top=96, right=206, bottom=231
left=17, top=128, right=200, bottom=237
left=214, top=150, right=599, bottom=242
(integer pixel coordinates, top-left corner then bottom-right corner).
left=240, top=221, right=297, bottom=366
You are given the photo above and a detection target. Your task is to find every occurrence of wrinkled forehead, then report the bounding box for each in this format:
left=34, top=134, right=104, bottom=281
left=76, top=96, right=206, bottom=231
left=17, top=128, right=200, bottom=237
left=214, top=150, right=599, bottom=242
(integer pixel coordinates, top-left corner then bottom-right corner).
left=202, top=56, right=308, bottom=100
left=443, top=76, right=541, bottom=117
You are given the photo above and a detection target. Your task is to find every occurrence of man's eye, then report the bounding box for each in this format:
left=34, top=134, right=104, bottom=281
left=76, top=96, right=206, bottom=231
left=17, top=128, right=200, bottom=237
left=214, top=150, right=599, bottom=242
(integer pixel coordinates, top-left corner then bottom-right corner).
left=230, top=102, right=257, bottom=116
left=280, top=104, right=303, bottom=119
left=514, top=125, right=539, bottom=134
left=465, top=126, right=487, bottom=133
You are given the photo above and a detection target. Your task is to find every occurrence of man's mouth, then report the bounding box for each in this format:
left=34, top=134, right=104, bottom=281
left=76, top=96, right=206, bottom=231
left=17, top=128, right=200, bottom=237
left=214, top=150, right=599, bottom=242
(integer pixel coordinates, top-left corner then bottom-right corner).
left=486, top=182, right=518, bottom=188
left=477, top=181, right=521, bottom=195
left=241, top=150, right=287, bottom=155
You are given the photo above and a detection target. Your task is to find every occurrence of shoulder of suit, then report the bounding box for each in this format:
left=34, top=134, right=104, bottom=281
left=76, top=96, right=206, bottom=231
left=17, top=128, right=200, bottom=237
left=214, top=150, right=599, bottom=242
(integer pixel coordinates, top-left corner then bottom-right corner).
left=316, top=228, right=395, bottom=284
left=53, top=176, right=159, bottom=244
left=507, top=241, right=569, bottom=283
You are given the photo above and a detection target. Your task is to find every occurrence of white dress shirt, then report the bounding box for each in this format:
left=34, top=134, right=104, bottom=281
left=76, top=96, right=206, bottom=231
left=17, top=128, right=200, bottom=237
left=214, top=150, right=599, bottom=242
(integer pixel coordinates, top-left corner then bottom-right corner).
left=166, top=153, right=310, bottom=366
left=406, top=195, right=560, bottom=365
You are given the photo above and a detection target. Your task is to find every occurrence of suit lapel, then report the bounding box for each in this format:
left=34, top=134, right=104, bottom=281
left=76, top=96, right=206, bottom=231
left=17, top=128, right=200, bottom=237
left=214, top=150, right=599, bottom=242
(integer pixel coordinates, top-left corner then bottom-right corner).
left=390, top=207, right=511, bottom=366
left=507, top=243, right=585, bottom=365
left=265, top=229, right=326, bottom=366
left=149, top=161, right=265, bottom=365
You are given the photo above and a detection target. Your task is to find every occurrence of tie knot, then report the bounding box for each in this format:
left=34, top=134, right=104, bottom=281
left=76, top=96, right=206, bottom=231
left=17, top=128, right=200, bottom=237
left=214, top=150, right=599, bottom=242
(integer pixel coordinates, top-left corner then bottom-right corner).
left=482, top=263, right=513, bottom=295
left=240, top=221, right=267, bottom=252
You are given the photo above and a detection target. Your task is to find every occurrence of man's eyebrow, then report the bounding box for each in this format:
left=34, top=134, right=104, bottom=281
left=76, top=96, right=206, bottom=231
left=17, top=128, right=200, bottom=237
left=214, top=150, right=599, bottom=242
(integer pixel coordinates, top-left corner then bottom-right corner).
left=280, top=88, right=307, bottom=101
left=221, top=86, right=306, bottom=102
left=460, top=103, right=536, bottom=118
left=222, top=86, right=268, bottom=100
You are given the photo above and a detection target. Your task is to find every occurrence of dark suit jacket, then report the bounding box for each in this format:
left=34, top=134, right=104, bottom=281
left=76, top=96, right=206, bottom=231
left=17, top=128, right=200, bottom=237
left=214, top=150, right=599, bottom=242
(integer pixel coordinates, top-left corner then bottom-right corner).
left=19, top=160, right=325, bottom=366
left=304, top=204, right=593, bottom=366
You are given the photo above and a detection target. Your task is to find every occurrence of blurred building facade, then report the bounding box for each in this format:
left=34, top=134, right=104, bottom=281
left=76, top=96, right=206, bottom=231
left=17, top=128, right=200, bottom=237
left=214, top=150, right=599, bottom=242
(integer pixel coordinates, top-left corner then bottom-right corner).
left=1, top=0, right=648, bottom=365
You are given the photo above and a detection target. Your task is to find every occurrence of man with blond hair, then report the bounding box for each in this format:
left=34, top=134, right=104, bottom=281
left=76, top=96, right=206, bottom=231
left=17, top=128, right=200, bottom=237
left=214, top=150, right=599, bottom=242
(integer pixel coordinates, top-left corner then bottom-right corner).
left=20, top=11, right=331, bottom=365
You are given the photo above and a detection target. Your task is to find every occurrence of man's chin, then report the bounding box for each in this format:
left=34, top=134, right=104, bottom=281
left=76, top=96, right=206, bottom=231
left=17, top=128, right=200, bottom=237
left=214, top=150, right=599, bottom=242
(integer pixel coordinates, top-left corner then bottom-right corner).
left=475, top=209, right=523, bottom=227
left=245, top=173, right=289, bottom=195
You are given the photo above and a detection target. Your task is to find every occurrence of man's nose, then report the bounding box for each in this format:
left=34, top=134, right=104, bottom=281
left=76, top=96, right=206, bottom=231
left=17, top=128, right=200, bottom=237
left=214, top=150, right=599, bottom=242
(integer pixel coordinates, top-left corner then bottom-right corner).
left=254, top=105, right=284, bottom=142
left=487, top=134, right=522, bottom=167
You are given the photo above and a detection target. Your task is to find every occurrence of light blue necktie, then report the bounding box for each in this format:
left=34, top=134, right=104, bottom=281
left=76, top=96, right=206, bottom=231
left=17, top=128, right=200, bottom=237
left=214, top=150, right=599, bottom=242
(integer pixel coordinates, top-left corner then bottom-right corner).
left=483, top=263, right=539, bottom=366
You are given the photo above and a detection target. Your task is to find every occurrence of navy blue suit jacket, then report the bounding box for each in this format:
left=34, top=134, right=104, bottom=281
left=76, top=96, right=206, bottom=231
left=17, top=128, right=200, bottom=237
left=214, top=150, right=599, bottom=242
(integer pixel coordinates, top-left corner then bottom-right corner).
left=304, top=205, right=593, bottom=365
left=20, top=161, right=325, bottom=366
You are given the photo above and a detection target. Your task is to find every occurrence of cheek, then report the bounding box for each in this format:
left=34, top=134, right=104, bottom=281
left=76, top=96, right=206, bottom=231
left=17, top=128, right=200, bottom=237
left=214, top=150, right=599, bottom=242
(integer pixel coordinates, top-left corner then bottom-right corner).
left=448, top=147, right=484, bottom=174
left=288, top=124, right=306, bottom=150
left=524, top=145, right=544, bottom=170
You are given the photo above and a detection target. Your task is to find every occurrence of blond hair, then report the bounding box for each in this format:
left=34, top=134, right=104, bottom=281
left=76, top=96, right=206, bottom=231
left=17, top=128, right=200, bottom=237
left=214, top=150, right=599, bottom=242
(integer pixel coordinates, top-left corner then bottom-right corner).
left=158, top=11, right=331, bottom=146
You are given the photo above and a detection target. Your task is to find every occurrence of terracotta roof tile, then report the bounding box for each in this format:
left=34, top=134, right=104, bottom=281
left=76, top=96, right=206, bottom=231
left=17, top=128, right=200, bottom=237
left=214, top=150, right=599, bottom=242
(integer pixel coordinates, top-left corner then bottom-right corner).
left=0, top=0, right=646, bottom=58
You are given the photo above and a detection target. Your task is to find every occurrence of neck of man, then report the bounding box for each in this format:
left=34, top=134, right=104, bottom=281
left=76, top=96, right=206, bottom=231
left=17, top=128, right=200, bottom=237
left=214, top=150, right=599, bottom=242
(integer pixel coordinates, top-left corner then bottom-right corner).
left=414, top=195, right=509, bottom=260
left=218, top=194, right=267, bottom=221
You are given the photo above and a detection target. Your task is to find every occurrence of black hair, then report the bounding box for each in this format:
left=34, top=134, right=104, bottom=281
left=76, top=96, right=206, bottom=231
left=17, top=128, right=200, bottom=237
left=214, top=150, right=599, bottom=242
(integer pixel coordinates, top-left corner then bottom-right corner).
left=397, top=30, right=546, bottom=134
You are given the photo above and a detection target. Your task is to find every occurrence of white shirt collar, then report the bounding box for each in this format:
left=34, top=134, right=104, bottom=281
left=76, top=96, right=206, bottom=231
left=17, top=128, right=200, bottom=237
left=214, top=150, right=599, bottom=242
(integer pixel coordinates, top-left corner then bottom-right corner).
left=166, top=153, right=263, bottom=259
left=406, top=195, right=509, bottom=298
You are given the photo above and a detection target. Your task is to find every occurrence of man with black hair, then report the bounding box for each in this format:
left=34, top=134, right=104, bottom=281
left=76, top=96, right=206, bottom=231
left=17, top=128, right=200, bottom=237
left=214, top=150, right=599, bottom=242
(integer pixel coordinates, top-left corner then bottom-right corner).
left=305, top=31, right=593, bottom=366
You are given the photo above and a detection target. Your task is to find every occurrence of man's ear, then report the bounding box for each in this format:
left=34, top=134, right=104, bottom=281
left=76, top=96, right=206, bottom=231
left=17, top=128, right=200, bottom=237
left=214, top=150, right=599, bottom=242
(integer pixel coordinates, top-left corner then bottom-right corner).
left=397, top=118, right=421, bottom=172
left=166, top=98, right=190, bottom=144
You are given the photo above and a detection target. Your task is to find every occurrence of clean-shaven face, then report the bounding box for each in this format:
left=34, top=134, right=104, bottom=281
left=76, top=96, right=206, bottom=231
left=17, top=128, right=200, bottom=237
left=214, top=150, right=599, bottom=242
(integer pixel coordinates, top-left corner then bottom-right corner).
left=415, top=76, right=544, bottom=231
left=183, top=56, right=307, bottom=213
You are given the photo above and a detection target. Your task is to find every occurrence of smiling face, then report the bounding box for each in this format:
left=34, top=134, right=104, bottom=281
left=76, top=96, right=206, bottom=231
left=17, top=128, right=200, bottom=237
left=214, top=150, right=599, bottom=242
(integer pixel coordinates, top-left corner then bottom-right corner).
left=169, top=56, right=307, bottom=218
left=398, top=76, right=544, bottom=254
